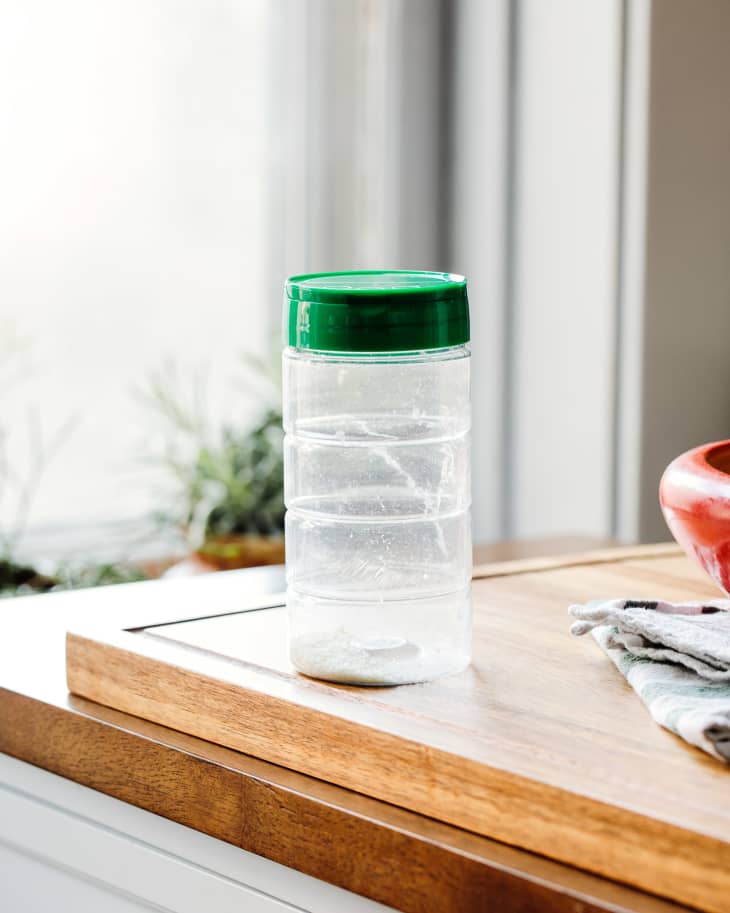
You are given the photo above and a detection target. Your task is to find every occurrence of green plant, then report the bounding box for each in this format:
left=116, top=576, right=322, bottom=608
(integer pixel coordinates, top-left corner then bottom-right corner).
left=140, top=355, right=285, bottom=546
left=0, top=558, right=56, bottom=596
left=194, top=408, right=284, bottom=536
left=0, top=327, right=78, bottom=595
left=52, top=562, right=148, bottom=590
left=0, top=560, right=148, bottom=599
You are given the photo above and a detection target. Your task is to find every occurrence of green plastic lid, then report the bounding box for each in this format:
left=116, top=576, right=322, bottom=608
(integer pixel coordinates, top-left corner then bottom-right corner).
left=285, top=270, right=469, bottom=353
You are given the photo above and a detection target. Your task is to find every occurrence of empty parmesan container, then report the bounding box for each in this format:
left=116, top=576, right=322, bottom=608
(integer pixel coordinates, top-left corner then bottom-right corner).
left=283, top=270, right=471, bottom=685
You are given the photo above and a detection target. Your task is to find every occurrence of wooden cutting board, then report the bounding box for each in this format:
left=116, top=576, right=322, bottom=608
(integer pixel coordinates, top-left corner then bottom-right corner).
left=66, top=545, right=730, bottom=913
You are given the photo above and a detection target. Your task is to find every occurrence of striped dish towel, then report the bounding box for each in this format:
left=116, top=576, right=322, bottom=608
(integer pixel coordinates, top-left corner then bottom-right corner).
left=570, top=599, right=730, bottom=762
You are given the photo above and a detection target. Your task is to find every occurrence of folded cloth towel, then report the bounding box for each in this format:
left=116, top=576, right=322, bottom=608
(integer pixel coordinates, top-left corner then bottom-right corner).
left=570, top=599, right=730, bottom=762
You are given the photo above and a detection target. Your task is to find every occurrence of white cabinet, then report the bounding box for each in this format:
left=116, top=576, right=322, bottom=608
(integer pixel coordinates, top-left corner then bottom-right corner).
left=0, top=842, right=161, bottom=913
left=0, top=755, right=391, bottom=913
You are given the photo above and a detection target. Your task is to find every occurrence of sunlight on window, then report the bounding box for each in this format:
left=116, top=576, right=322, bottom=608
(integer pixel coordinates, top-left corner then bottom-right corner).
left=0, top=1, right=271, bottom=558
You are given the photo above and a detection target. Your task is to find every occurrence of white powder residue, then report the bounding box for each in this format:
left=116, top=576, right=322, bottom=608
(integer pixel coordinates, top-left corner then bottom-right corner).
left=290, top=629, right=468, bottom=685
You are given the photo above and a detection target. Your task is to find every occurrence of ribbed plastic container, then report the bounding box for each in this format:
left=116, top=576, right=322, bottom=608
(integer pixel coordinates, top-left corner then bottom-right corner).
left=283, top=271, right=472, bottom=685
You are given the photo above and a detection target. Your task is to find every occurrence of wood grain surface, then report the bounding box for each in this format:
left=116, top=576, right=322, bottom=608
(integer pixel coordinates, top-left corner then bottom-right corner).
left=66, top=547, right=730, bottom=913
left=0, top=690, right=689, bottom=913
left=0, top=540, right=695, bottom=913
left=472, top=534, right=620, bottom=566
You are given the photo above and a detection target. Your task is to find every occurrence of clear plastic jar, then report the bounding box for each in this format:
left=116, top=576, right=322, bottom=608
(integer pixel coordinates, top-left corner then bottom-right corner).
left=283, top=271, right=472, bottom=685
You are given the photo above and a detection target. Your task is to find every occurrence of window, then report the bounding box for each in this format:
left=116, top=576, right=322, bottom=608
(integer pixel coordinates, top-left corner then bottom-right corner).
left=1, top=1, right=272, bottom=561
left=4, top=0, right=730, bottom=576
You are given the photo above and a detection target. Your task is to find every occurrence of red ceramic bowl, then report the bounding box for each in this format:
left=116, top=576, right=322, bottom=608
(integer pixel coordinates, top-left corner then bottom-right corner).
left=660, top=440, right=730, bottom=594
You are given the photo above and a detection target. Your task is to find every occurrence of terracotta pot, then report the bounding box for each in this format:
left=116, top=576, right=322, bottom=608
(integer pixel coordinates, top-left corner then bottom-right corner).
left=193, top=533, right=285, bottom=571
left=660, top=440, right=730, bottom=594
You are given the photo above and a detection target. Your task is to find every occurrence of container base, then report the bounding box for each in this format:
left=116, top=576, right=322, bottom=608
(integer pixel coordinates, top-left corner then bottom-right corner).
left=288, top=586, right=472, bottom=685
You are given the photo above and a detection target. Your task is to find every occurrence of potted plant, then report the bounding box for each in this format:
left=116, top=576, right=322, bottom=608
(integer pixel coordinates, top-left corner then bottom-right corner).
left=141, top=358, right=285, bottom=571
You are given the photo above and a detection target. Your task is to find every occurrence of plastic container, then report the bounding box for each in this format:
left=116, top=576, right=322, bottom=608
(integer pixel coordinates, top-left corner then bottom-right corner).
left=283, top=270, right=471, bottom=685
